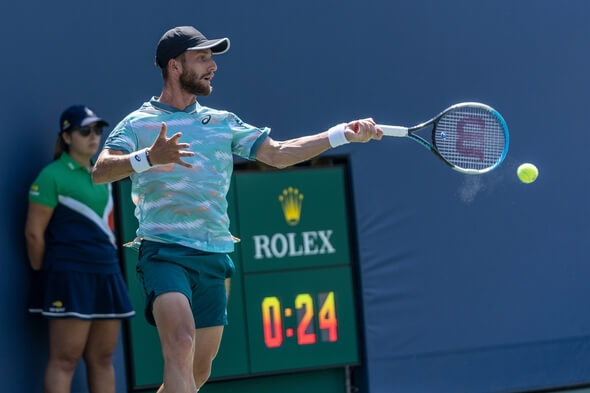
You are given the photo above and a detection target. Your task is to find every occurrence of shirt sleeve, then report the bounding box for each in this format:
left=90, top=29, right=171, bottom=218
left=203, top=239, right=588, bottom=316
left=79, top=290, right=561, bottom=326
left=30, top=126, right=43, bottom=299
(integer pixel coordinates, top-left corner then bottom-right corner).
left=228, top=113, right=270, bottom=160
left=103, top=118, right=136, bottom=154
left=28, top=167, right=58, bottom=208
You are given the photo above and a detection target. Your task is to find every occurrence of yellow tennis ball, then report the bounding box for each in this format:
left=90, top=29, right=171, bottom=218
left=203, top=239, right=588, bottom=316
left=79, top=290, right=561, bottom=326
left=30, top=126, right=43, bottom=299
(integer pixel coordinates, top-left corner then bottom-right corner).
left=517, top=163, right=538, bottom=183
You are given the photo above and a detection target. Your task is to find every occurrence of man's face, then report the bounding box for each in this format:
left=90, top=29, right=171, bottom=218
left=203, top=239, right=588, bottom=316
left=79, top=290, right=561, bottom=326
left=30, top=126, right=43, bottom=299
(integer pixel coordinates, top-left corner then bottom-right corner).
left=178, top=49, right=217, bottom=96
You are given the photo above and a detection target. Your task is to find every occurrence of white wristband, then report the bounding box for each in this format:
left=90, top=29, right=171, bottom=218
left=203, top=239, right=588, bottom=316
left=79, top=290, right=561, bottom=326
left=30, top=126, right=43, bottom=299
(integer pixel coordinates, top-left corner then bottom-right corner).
left=327, top=123, right=349, bottom=148
left=130, top=148, right=152, bottom=173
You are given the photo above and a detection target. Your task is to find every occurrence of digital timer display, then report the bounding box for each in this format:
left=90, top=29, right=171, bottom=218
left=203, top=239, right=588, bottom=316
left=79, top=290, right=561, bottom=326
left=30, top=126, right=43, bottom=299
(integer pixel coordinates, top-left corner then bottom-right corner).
left=243, top=266, right=359, bottom=374
left=262, top=290, right=338, bottom=348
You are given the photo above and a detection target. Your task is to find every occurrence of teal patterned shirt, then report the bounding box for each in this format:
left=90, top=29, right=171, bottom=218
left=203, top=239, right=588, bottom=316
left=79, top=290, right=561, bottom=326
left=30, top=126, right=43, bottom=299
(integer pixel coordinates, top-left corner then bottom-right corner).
left=104, top=97, right=269, bottom=252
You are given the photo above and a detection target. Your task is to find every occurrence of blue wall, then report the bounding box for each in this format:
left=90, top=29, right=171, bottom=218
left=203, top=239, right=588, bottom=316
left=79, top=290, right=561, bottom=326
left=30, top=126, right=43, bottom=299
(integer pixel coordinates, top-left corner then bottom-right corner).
left=2, top=1, right=590, bottom=392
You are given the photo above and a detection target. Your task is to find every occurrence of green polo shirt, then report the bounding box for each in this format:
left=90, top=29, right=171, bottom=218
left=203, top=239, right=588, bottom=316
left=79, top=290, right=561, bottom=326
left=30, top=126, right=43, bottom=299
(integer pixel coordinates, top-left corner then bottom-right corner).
left=29, top=152, right=117, bottom=272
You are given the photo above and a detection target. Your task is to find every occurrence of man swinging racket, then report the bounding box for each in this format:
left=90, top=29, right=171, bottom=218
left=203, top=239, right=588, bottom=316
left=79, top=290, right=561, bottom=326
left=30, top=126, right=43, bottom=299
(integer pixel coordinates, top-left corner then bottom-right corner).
left=93, top=26, right=382, bottom=393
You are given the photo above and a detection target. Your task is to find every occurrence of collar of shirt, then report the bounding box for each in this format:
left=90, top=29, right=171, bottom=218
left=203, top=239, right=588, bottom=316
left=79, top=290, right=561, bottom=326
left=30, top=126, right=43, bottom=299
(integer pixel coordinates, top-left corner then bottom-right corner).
left=149, top=96, right=200, bottom=114
left=59, top=152, right=95, bottom=172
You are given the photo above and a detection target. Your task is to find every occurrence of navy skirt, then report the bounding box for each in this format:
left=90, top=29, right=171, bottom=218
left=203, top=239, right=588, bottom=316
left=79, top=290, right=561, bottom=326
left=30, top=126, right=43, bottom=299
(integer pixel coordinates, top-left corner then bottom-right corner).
left=28, top=269, right=135, bottom=320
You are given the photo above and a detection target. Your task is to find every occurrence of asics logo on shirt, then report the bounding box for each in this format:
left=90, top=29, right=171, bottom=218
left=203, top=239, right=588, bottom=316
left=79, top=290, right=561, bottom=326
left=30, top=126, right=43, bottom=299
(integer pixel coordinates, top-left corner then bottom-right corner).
left=201, top=115, right=212, bottom=125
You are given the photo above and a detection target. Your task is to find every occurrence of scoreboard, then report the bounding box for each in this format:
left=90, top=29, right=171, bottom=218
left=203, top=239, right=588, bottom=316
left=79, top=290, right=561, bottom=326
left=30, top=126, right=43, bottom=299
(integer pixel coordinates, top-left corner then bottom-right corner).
left=115, top=164, right=360, bottom=390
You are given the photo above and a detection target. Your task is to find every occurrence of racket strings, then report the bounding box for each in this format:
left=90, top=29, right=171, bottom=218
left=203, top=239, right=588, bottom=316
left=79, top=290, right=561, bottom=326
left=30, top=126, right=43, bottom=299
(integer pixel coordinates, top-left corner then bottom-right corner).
left=434, top=107, right=506, bottom=171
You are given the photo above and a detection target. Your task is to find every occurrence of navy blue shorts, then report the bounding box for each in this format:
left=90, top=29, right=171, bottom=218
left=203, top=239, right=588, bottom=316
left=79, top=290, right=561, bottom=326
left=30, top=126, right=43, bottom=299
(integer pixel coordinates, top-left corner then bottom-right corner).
left=28, top=269, right=135, bottom=320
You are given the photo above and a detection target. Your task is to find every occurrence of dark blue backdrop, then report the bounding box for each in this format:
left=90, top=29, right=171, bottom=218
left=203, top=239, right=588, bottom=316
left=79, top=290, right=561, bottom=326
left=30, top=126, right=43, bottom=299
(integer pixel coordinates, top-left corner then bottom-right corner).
left=2, top=1, right=589, bottom=392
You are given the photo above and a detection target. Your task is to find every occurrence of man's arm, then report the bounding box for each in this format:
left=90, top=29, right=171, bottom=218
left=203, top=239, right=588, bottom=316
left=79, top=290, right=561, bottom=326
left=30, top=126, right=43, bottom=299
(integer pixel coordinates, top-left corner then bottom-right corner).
left=256, top=118, right=382, bottom=169
left=93, top=122, right=195, bottom=184
left=92, top=149, right=136, bottom=184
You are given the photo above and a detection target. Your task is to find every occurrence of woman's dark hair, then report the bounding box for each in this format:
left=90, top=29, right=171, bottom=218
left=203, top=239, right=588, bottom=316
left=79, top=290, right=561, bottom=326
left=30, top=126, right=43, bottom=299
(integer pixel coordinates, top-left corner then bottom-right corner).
left=53, top=132, right=69, bottom=160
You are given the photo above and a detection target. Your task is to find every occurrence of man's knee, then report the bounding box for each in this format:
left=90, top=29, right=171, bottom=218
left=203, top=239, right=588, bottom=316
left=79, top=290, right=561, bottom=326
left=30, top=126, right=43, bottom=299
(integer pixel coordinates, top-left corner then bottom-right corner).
left=153, top=292, right=197, bottom=361
left=194, top=363, right=212, bottom=388
left=162, top=329, right=195, bottom=360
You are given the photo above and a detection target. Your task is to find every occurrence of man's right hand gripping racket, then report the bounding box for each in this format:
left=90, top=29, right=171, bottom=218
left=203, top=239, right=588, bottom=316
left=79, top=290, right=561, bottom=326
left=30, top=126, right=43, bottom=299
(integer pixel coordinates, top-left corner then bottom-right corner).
left=378, top=102, right=509, bottom=174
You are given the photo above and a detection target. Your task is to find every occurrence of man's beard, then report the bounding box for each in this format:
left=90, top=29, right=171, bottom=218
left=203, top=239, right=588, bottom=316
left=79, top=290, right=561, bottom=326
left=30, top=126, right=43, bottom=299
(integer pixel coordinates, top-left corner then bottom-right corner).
left=179, top=68, right=212, bottom=96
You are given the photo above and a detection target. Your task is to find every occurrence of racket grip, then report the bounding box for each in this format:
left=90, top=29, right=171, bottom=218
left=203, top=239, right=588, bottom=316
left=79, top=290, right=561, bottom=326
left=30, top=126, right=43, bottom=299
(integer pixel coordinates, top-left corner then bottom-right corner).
left=378, top=124, right=408, bottom=137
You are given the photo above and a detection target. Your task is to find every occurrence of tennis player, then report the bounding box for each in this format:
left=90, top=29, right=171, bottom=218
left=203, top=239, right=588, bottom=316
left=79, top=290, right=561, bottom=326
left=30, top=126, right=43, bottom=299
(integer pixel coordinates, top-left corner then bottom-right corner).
left=93, top=26, right=382, bottom=393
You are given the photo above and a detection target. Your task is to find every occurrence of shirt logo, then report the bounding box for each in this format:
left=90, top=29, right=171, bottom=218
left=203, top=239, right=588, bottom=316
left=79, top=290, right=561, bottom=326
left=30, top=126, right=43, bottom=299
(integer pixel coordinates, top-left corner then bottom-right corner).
left=29, top=184, right=40, bottom=197
left=201, top=115, right=212, bottom=125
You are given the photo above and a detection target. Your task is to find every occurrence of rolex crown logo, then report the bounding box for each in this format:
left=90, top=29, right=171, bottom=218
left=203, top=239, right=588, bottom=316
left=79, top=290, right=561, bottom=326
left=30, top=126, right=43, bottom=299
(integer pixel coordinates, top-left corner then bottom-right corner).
left=279, top=187, right=303, bottom=226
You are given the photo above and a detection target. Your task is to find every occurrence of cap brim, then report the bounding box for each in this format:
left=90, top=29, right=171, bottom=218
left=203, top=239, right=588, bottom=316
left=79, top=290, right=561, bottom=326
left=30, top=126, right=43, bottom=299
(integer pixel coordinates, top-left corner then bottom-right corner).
left=187, top=37, right=230, bottom=54
left=81, top=117, right=109, bottom=127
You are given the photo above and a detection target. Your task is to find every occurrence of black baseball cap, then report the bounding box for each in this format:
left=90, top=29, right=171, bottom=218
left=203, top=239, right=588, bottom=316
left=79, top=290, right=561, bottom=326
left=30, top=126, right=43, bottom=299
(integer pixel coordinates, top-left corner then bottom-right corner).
left=155, top=26, right=230, bottom=68
left=60, top=105, right=108, bottom=133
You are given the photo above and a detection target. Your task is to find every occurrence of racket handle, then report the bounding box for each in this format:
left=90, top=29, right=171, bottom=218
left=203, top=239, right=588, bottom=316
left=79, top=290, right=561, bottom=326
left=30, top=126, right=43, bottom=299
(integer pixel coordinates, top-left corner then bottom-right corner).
left=378, top=124, right=408, bottom=137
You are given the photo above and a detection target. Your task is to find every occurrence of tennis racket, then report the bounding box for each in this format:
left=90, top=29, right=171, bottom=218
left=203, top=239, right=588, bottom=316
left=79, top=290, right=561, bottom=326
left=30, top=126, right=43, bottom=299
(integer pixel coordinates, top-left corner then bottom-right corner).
left=379, top=102, right=509, bottom=174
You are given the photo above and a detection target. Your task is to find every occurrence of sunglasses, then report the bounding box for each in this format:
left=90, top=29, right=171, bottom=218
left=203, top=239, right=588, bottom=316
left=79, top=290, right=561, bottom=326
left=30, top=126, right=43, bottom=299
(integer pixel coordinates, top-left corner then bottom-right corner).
left=74, top=125, right=104, bottom=137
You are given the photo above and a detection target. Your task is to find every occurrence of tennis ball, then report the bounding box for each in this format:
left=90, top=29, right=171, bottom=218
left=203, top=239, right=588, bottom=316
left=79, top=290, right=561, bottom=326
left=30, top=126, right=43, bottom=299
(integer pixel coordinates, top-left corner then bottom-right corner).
left=517, top=163, right=538, bottom=184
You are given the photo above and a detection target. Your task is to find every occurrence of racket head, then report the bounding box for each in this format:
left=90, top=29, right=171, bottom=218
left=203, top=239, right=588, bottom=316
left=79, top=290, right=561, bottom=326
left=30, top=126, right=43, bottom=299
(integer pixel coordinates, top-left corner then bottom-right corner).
left=428, top=102, right=509, bottom=174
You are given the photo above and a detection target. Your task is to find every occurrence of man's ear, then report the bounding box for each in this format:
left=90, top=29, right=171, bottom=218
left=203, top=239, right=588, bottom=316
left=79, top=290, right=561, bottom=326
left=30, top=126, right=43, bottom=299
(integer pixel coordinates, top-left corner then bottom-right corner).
left=169, top=58, right=181, bottom=74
